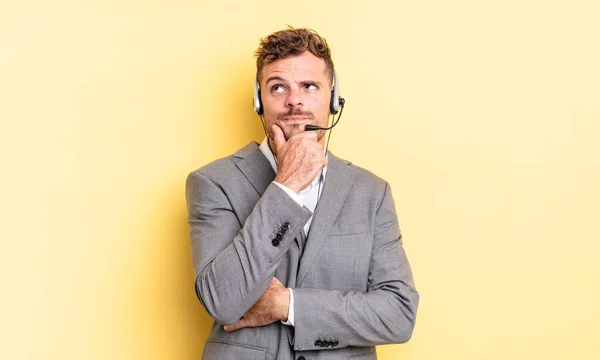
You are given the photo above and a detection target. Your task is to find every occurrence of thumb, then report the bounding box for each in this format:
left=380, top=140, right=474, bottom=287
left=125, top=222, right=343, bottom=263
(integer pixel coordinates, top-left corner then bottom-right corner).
left=271, top=125, right=285, bottom=151
left=223, top=318, right=247, bottom=332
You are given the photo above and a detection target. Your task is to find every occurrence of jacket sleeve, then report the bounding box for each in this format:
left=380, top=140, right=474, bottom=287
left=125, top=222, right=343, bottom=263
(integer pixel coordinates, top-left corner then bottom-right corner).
left=185, top=170, right=312, bottom=325
left=292, top=182, right=419, bottom=350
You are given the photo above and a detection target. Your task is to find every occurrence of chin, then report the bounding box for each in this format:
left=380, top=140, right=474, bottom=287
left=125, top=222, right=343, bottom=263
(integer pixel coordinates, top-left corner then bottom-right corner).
left=283, top=124, right=305, bottom=140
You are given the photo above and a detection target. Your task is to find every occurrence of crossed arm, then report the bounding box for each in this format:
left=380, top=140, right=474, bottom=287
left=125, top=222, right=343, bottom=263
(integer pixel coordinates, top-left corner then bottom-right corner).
left=186, top=168, right=419, bottom=351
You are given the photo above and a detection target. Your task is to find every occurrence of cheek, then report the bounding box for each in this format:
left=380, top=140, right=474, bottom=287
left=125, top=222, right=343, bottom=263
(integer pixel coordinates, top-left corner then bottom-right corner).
left=262, top=93, right=283, bottom=110
left=316, top=97, right=332, bottom=118
left=260, top=103, right=279, bottom=125
left=262, top=114, right=277, bottom=131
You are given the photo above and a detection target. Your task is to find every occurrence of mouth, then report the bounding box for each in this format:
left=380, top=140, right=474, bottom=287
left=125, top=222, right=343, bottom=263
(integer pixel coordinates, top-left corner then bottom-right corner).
left=281, top=116, right=311, bottom=123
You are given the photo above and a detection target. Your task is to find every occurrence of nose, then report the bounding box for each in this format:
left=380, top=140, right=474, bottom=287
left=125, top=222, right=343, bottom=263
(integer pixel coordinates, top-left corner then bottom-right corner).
left=286, top=86, right=303, bottom=109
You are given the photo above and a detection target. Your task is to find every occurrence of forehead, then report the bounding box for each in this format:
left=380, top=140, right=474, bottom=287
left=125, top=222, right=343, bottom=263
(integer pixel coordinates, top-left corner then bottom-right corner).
left=261, top=52, right=328, bottom=84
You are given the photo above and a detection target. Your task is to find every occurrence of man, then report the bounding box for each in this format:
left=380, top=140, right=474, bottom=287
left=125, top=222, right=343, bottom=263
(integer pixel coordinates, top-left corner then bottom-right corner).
left=186, top=27, right=418, bottom=360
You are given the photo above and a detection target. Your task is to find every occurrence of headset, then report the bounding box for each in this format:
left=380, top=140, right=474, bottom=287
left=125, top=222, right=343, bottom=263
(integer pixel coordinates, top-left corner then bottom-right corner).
left=253, top=70, right=343, bottom=116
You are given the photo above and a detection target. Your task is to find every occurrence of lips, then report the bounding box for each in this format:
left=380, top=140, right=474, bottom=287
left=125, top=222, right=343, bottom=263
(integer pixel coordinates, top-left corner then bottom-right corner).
left=283, top=116, right=311, bottom=121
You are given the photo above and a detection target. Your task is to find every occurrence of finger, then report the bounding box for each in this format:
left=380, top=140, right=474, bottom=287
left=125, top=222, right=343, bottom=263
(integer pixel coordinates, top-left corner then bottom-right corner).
left=270, top=276, right=284, bottom=287
left=291, top=130, right=318, bottom=141
left=272, top=125, right=285, bottom=151
left=304, top=132, right=319, bottom=143
left=223, top=318, right=247, bottom=332
left=304, top=141, right=327, bottom=158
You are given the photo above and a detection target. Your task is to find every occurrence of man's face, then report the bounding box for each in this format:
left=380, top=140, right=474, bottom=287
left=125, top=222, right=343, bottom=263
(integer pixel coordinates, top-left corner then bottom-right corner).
left=260, top=51, right=331, bottom=145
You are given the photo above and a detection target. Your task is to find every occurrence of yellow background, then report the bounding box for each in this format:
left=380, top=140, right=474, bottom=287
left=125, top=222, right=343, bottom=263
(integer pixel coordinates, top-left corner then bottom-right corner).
left=2, top=0, right=599, bottom=359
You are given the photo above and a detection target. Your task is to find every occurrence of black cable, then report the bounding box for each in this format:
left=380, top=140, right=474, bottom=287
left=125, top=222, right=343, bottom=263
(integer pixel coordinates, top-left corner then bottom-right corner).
left=318, top=103, right=344, bottom=198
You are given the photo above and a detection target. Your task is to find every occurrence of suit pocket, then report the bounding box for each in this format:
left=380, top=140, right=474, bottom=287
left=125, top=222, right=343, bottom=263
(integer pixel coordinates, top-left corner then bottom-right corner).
left=201, top=339, right=267, bottom=360
left=348, top=351, right=377, bottom=359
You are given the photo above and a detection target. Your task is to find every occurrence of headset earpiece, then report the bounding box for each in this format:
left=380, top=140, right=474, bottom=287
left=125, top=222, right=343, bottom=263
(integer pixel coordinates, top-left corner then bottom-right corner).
left=253, top=76, right=263, bottom=115
left=329, top=70, right=341, bottom=114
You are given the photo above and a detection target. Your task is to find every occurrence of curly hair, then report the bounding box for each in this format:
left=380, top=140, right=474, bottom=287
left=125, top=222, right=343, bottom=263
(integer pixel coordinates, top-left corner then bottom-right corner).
left=255, top=27, right=335, bottom=85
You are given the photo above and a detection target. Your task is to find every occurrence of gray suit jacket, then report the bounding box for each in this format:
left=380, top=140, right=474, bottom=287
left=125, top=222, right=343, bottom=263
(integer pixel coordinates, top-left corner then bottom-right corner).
left=186, top=142, right=418, bottom=360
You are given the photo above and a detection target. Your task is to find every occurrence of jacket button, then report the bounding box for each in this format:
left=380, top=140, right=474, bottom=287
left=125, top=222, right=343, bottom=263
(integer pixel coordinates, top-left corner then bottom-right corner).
left=275, top=233, right=283, bottom=240
left=282, top=222, right=291, bottom=230
left=271, top=239, right=280, bottom=247
left=297, top=357, right=305, bottom=360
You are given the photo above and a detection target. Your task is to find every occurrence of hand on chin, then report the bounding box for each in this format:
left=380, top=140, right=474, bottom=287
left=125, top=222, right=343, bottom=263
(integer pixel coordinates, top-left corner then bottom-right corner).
left=281, top=123, right=306, bottom=140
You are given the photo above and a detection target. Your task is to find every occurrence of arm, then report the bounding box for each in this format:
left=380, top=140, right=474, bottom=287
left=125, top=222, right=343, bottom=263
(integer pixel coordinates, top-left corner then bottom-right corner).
left=292, top=182, right=419, bottom=350
left=186, top=169, right=312, bottom=325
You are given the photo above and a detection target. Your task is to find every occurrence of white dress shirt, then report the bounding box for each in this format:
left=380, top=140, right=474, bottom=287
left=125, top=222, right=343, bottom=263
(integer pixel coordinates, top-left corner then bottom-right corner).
left=258, top=138, right=327, bottom=327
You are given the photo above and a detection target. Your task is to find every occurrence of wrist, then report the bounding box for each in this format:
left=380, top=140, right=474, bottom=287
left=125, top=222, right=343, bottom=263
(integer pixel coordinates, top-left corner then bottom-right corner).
left=274, top=176, right=301, bottom=194
left=280, top=288, right=290, bottom=321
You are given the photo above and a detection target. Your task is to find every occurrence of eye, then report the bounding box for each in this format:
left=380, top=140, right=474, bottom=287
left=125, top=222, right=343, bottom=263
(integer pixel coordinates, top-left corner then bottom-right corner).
left=305, top=84, right=318, bottom=91
left=271, top=85, right=284, bottom=93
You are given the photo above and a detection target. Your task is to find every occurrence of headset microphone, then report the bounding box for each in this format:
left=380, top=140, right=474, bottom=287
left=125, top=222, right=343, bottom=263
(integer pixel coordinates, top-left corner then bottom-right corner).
left=305, top=98, right=345, bottom=131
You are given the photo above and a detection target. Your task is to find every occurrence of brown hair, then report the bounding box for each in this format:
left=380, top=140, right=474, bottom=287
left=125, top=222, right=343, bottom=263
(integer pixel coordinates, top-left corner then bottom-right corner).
left=255, top=26, right=334, bottom=85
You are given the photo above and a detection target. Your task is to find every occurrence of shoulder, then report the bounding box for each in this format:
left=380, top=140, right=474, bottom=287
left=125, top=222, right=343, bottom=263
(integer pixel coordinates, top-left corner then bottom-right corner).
left=187, top=141, right=259, bottom=183
left=331, top=152, right=388, bottom=188
left=330, top=153, right=391, bottom=204
left=351, top=163, right=387, bottom=189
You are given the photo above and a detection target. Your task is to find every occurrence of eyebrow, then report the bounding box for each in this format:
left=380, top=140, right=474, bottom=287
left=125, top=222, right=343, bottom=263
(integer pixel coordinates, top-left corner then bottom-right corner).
left=265, top=76, right=286, bottom=85
left=265, top=76, right=324, bottom=87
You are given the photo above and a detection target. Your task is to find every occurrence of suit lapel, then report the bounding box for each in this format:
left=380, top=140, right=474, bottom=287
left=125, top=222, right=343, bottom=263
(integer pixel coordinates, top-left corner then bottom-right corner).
left=296, top=153, right=355, bottom=286
left=234, top=142, right=275, bottom=196
left=233, top=143, right=356, bottom=286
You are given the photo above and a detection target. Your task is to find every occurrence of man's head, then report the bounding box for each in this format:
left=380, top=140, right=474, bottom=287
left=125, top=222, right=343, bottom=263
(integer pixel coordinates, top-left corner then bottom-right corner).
left=254, top=27, right=336, bottom=144
left=255, top=28, right=335, bottom=85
